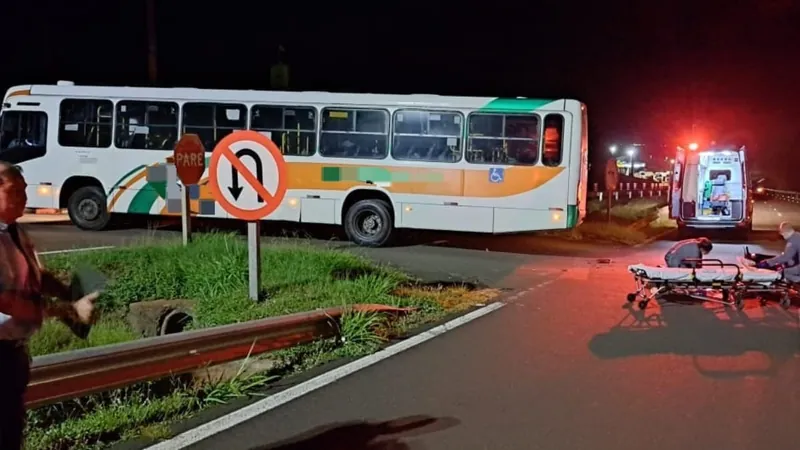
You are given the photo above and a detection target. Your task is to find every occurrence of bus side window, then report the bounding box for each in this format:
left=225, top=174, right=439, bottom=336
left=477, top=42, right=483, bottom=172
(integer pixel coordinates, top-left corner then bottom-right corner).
left=250, top=105, right=316, bottom=156
left=182, top=103, right=247, bottom=151
left=58, top=99, right=113, bottom=148
left=320, top=108, right=388, bottom=159
left=467, top=113, right=539, bottom=165
left=391, top=110, right=462, bottom=163
left=115, top=101, right=179, bottom=151
left=542, top=114, right=564, bottom=167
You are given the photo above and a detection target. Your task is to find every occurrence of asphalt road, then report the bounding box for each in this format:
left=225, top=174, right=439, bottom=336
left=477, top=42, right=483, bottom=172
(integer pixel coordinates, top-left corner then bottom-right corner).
left=173, top=251, right=799, bottom=450
left=119, top=199, right=794, bottom=450
left=752, top=199, right=800, bottom=231
left=17, top=199, right=800, bottom=449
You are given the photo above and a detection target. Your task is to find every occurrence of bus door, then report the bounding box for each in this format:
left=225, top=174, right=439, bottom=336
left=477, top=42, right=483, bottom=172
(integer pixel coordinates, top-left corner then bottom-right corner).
left=542, top=112, right=574, bottom=224
left=0, top=101, right=55, bottom=208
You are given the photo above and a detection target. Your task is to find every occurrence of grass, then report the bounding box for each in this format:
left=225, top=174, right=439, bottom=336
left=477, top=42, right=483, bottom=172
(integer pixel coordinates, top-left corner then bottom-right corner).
left=545, top=198, right=675, bottom=245
left=25, top=233, right=497, bottom=449
left=586, top=197, right=666, bottom=222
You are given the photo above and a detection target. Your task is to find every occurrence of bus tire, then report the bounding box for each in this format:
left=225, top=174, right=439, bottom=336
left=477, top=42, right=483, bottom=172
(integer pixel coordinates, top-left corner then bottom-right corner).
left=67, top=186, right=111, bottom=231
left=344, top=199, right=393, bottom=247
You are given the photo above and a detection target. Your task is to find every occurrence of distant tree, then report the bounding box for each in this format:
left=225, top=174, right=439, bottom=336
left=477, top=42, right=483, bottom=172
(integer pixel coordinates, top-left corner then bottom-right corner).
left=270, top=45, right=289, bottom=90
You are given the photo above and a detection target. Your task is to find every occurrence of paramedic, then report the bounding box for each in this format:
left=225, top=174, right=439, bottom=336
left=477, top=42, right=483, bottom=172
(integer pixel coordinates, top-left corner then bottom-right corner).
left=0, top=162, right=99, bottom=449
left=664, top=237, right=713, bottom=268
left=757, top=222, right=800, bottom=280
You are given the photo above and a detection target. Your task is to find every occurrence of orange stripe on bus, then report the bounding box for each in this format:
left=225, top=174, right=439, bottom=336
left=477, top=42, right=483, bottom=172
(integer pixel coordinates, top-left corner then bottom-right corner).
left=108, top=171, right=147, bottom=211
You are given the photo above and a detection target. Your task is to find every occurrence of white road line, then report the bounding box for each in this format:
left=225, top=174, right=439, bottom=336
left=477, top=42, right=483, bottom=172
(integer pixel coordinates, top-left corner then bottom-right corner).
left=39, top=246, right=116, bottom=255
left=145, top=302, right=507, bottom=450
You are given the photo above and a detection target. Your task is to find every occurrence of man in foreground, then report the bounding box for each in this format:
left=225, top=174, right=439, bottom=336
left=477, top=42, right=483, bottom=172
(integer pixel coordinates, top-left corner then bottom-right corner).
left=0, top=162, right=99, bottom=449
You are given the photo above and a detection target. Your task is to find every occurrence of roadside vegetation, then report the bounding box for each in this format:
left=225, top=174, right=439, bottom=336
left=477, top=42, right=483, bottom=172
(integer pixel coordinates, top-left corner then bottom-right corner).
left=26, top=233, right=498, bottom=449
left=547, top=197, right=676, bottom=245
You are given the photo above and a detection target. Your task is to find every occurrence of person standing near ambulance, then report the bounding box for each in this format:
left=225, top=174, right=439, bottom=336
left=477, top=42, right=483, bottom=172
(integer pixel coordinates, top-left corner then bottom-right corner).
left=0, top=162, right=99, bottom=449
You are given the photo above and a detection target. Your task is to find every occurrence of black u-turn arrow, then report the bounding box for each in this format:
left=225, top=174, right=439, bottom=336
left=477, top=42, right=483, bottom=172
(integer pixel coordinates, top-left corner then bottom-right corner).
left=228, top=148, right=264, bottom=202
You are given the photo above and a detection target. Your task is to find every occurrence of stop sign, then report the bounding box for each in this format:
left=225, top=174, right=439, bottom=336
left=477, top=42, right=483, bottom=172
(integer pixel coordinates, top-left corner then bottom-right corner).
left=604, top=158, right=619, bottom=191
left=174, top=134, right=206, bottom=185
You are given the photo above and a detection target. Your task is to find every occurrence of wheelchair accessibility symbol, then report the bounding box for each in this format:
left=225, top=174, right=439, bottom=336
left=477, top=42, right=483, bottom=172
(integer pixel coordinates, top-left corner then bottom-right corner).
left=489, top=167, right=505, bottom=184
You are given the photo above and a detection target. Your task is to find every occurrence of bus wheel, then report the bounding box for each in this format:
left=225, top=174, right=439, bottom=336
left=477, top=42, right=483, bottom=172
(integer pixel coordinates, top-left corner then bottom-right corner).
left=68, top=186, right=111, bottom=231
left=344, top=199, right=393, bottom=247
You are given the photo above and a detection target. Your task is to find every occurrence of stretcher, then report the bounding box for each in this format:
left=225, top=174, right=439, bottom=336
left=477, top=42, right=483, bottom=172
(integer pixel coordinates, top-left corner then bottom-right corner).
left=627, top=258, right=795, bottom=310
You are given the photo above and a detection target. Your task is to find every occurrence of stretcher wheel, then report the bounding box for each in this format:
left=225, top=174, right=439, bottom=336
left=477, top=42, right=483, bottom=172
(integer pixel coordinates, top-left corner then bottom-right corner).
left=626, top=293, right=637, bottom=303
left=722, top=289, right=730, bottom=303
left=637, top=300, right=648, bottom=310
left=759, top=297, right=768, bottom=306
left=780, top=294, right=792, bottom=309
left=734, top=292, right=745, bottom=311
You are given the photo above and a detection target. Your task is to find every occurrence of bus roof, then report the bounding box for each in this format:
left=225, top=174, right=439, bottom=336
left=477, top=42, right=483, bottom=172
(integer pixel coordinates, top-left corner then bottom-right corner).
left=5, top=81, right=579, bottom=113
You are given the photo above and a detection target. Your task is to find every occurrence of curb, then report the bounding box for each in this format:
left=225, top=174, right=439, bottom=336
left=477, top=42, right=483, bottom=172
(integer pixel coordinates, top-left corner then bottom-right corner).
left=632, top=227, right=677, bottom=248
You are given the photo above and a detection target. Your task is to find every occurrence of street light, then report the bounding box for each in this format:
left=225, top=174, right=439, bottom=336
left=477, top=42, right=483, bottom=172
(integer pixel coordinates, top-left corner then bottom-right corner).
left=609, top=145, right=618, bottom=154
left=626, top=147, right=636, bottom=176
left=688, top=142, right=698, bottom=151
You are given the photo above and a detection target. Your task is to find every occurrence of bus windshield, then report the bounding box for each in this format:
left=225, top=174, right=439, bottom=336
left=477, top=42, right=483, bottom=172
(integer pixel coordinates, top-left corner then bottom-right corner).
left=0, top=110, right=48, bottom=163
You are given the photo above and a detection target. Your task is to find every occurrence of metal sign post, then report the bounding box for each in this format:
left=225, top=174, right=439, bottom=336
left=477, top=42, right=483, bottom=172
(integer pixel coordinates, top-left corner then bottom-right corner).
left=604, top=159, right=620, bottom=223
left=247, top=222, right=262, bottom=300
left=209, top=131, right=287, bottom=301
left=180, top=183, right=192, bottom=244
left=173, top=134, right=206, bottom=245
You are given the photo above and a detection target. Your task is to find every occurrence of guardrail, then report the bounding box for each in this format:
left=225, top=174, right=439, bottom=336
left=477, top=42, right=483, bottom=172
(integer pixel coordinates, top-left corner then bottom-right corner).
left=763, top=188, right=800, bottom=204
left=590, top=182, right=669, bottom=202
left=26, top=304, right=411, bottom=410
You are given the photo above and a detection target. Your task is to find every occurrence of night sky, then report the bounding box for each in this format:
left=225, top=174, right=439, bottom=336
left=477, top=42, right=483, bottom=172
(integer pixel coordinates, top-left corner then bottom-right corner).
left=4, top=0, right=800, bottom=187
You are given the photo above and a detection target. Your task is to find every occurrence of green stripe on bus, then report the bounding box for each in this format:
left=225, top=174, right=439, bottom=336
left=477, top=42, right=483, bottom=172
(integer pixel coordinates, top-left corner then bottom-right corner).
left=566, top=205, right=578, bottom=228
left=479, top=98, right=554, bottom=112
left=107, top=164, right=146, bottom=196
left=128, top=185, right=160, bottom=214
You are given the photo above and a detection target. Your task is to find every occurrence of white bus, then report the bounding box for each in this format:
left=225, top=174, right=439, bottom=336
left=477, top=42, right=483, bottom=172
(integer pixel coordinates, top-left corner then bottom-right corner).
left=1, top=81, right=588, bottom=247
left=669, top=144, right=753, bottom=232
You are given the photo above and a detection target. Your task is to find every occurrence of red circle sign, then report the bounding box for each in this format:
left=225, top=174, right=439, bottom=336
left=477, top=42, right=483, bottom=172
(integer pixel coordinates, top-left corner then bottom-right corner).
left=209, top=130, right=288, bottom=221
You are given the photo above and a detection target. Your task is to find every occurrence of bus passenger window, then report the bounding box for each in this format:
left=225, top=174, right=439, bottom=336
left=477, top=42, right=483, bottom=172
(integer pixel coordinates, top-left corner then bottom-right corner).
left=391, top=110, right=462, bottom=163
left=115, top=101, right=179, bottom=151
left=182, top=103, right=247, bottom=151
left=542, top=114, right=563, bottom=167
left=467, top=113, right=539, bottom=166
left=250, top=105, right=316, bottom=156
left=58, top=99, right=113, bottom=148
left=320, top=108, right=388, bottom=159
